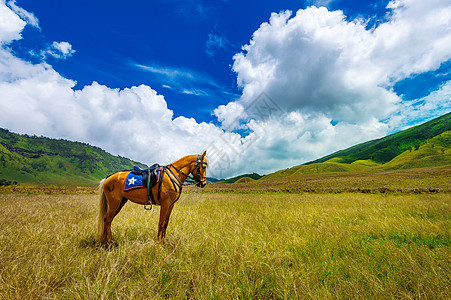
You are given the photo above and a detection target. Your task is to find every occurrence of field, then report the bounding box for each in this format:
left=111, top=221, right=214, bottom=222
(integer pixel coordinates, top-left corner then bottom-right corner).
left=0, top=192, right=449, bottom=299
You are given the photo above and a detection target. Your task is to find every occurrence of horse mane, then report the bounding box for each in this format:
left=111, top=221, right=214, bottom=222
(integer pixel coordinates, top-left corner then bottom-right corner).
left=172, top=153, right=208, bottom=166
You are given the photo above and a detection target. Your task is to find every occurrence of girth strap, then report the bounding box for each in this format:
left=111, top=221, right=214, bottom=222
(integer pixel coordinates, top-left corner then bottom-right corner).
left=159, top=165, right=183, bottom=205
left=145, top=165, right=184, bottom=210
left=144, top=168, right=158, bottom=210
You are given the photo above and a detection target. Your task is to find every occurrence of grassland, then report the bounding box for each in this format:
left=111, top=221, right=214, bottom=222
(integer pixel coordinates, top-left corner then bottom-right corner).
left=0, top=192, right=449, bottom=299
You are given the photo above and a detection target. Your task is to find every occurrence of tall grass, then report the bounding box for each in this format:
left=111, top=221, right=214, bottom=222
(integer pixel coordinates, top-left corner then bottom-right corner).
left=0, top=192, right=449, bottom=299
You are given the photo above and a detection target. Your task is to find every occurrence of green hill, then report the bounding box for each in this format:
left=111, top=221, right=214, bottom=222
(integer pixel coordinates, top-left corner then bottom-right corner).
left=0, top=128, right=147, bottom=186
left=220, top=173, right=263, bottom=183
left=310, top=112, right=451, bottom=164
left=265, top=113, right=451, bottom=179
left=234, top=177, right=256, bottom=183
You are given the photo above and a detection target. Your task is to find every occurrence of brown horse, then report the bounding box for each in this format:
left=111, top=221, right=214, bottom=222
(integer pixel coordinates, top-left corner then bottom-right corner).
left=98, top=151, right=208, bottom=245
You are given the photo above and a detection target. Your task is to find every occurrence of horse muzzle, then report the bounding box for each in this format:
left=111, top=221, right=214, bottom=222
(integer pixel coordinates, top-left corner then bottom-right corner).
left=197, top=180, right=207, bottom=188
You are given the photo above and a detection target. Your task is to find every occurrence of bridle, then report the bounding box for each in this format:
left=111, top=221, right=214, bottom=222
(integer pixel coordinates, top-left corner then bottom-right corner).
left=169, top=154, right=207, bottom=187
left=192, top=154, right=208, bottom=185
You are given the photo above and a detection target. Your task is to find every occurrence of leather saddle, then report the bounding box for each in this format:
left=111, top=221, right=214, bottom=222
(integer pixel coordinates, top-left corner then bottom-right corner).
left=132, top=164, right=160, bottom=188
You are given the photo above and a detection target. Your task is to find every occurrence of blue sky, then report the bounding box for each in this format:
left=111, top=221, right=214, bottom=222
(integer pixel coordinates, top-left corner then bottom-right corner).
left=1, top=0, right=450, bottom=178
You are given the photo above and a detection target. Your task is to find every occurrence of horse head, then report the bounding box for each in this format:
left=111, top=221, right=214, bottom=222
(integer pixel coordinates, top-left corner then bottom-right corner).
left=193, top=150, right=208, bottom=188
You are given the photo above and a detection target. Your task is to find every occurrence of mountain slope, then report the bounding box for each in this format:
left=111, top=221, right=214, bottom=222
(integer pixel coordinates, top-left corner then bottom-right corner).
left=264, top=113, right=451, bottom=179
left=0, top=128, right=147, bottom=186
left=219, top=173, right=263, bottom=183
left=309, top=112, right=451, bottom=165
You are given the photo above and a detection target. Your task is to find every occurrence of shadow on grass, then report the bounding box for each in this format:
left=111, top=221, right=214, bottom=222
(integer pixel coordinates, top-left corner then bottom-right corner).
left=78, top=229, right=165, bottom=250
left=78, top=234, right=119, bottom=250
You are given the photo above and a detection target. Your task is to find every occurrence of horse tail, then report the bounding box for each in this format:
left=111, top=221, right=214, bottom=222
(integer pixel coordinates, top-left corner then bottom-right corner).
left=98, top=178, right=108, bottom=237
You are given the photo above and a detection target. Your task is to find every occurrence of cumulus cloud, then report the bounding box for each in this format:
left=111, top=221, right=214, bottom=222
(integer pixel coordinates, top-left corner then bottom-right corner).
left=218, top=1, right=451, bottom=127
left=35, top=41, right=76, bottom=60
left=0, top=0, right=26, bottom=43
left=47, top=41, right=76, bottom=59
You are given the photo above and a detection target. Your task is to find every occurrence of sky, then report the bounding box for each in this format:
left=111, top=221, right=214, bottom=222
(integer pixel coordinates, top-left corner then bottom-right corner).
left=0, top=0, right=450, bottom=179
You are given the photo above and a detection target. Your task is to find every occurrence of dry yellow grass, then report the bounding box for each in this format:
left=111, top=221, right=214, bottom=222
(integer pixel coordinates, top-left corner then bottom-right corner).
left=0, top=192, right=449, bottom=299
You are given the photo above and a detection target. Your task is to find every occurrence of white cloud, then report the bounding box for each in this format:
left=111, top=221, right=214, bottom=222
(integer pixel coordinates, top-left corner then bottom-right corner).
left=6, top=0, right=39, bottom=29
left=133, top=62, right=221, bottom=88
left=373, top=0, right=451, bottom=79
left=205, top=111, right=390, bottom=178
left=390, top=80, right=451, bottom=130
left=218, top=7, right=400, bottom=127
left=36, top=41, right=76, bottom=60
left=49, top=41, right=76, bottom=59
left=221, top=1, right=451, bottom=128
left=0, top=0, right=26, bottom=43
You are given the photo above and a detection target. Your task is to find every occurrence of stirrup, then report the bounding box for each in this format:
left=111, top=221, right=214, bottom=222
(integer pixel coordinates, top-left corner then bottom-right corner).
left=144, top=203, right=152, bottom=210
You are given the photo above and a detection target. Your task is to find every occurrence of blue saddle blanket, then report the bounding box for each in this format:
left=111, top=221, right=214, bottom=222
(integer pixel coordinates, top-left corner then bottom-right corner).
left=124, top=172, right=145, bottom=191
left=124, top=166, right=162, bottom=191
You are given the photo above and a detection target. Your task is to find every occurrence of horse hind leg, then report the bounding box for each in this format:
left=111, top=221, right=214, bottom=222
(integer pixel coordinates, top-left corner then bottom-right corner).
left=98, top=179, right=109, bottom=244
left=113, top=197, right=128, bottom=219
left=99, top=182, right=125, bottom=246
left=103, top=195, right=124, bottom=246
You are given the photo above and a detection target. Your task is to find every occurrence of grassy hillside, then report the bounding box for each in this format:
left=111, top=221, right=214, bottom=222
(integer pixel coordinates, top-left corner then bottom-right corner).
left=219, top=173, right=263, bottom=183
left=234, top=176, right=256, bottom=183
left=0, top=128, right=147, bottom=186
left=265, top=113, right=451, bottom=179
left=309, top=112, right=451, bottom=165
left=207, top=177, right=222, bottom=183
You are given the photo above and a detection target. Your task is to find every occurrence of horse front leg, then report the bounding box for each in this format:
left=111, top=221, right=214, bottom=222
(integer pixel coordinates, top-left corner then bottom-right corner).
left=157, top=203, right=169, bottom=245
left=161, top=203, right=175, bottom=241
left=157, top=202, right=175, bottom=245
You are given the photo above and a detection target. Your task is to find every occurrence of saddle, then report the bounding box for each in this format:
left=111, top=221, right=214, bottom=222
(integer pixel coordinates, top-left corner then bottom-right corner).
left=132, top=164, right=160, bottom=188
left=129, top=164, right=162, bottom=209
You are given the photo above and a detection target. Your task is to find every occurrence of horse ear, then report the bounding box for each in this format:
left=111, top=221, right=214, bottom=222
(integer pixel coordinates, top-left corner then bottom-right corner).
left=201, top=150, right=206, bottom=159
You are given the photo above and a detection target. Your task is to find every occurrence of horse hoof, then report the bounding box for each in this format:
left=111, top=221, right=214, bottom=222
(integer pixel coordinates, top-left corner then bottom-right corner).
left=101, top=240, right=118, bottom=249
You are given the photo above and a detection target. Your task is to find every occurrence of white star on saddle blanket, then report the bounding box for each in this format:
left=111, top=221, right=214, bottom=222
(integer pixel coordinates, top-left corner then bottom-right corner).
left=124, top=171, right=146, bottom=191
left=128, top=177, right=137, bottom=185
